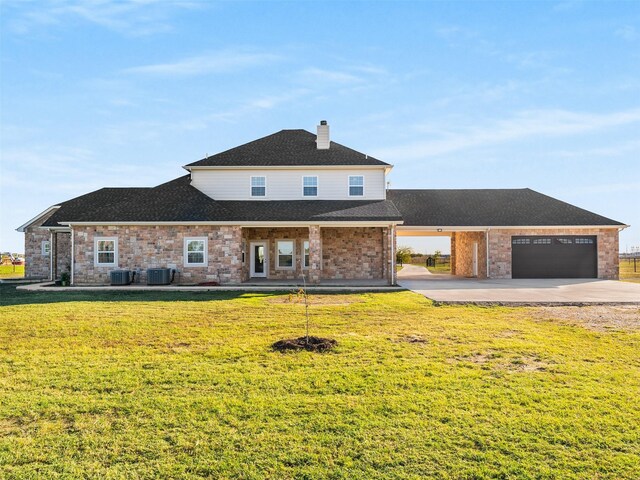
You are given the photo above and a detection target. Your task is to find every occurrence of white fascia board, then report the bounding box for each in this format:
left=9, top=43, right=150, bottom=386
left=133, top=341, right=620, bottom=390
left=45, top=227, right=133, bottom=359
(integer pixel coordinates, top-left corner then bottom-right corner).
left=16, top=206, right=61, bottom=232
left=60, top=220, right=404, bottom=228
left=184, top=165, right=390, bottom=172
left=397, top=225, right=628, bottom=231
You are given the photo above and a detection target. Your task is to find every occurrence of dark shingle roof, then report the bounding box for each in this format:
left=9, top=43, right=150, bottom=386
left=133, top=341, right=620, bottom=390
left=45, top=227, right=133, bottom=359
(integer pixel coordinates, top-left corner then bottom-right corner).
left=217, top=200, right=402, bottom=222
left=41, top=179, right=623, bottom=227
left=186, top=129, right=389, bottom=167
left=43, top=176, right=400, bottom=225
left=387, top=188, right=625, bottom=227
left=43, top=176, right=235, bottom=225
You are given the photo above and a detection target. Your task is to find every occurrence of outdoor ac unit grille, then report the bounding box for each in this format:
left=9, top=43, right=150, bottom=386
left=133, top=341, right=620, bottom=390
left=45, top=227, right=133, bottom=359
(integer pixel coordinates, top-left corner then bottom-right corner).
left=147, top=268, right=172, bottom=285
left=110, top=270, right=132, bottom=286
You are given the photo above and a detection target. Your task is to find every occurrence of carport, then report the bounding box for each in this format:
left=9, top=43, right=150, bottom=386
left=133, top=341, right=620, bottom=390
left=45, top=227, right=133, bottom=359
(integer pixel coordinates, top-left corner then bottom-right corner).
left=387, top=189, right=627, bottom=280
left=396, top=227, right=488, bottom=278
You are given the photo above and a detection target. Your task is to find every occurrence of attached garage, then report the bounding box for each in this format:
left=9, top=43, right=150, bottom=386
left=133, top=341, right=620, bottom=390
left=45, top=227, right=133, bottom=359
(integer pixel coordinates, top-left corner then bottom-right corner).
left=388, top=189, right=625, bottom=280
left=512, top=235, right=597, bottom=279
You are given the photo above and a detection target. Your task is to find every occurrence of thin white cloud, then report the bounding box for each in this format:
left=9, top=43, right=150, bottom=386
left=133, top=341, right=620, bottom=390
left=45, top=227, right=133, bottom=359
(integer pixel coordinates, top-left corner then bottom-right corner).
left=299, top=67, right=363, bottom=85
left=552, top=1, right=584, bottom=12
left=374, top=108, right=640, bottom=160
left=124, top=51, right=283, bottom=77
left=207, top=88, right=312, bottom=123
left=615, top=25, right=639, bottom=41
left=553, top=140, right=640, bottom=159
left=3, top=0, right=200, bottom=36
left=565, top=181, right=640, bottom=196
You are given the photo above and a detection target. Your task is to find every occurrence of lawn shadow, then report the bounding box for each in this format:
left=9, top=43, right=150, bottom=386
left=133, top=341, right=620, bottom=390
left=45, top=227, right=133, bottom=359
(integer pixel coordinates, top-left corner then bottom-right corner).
left=0, top=284, right=284, bottom=307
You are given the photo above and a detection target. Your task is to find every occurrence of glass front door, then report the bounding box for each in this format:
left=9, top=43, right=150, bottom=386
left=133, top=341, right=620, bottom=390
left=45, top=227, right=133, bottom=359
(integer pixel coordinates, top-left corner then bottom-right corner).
left=250, top=242, right=267, bottom=277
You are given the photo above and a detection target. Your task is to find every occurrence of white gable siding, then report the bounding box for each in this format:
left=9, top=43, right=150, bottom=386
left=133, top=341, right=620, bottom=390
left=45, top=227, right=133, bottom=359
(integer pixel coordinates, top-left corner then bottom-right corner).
left=191, top=168, right=387, bottom=200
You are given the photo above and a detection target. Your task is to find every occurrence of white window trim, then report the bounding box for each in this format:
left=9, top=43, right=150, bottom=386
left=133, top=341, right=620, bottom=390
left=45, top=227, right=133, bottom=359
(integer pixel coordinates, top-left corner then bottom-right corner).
left=95, top=237, right=118, bottom=267
left=302, top=176, right=318, bottom=197
left=250, top=176, right=267, bottom=198
left=302, top=239, right=310, bottom=269
left=276, top=239, right=295, bottom=270
left=41, top=240, right=50, bottom=256
left=348, top=175, right=365, bottom=197
left=184, top=237, right=208, bottom=267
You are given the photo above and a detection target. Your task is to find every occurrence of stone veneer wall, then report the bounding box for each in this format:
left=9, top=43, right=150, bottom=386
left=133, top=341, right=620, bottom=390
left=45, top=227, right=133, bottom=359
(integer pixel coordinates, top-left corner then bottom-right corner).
left=242, top=227, right=310, bottom=281
left=24, top=208, right=64, bottom=279
left=73, top=225, right=242, bottom=285
left=487, top=228, right=619, bottom=279
left=451, top=231, right=487, bottom=278
left=24, top=225, right=52, bottom=279
left=55, top=232, right=72, bottom=277
left=241, top=226, right=387, bottom=282
left=321, top=227, right=385, bottom=280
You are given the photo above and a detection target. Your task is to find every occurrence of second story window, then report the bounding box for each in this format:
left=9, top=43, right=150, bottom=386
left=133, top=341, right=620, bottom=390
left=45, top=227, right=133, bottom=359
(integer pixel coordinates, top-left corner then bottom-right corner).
left=349, top=175, right=364, bottom=196
left=251, top=176, right=266, bottom=197
left=302, top=176, right=318, bottom=197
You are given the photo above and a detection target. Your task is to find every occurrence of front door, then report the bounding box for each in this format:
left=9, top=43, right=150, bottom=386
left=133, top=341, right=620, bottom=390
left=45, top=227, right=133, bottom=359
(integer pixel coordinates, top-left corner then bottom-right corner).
left=250, top=241, right=267, bottom=278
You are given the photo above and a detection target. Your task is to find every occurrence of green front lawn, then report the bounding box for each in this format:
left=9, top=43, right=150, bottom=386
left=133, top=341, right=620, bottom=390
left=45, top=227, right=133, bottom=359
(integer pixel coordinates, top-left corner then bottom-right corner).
left=1, top=285, right=638, bottom=478
left=0, top=264, right=24, bottom=279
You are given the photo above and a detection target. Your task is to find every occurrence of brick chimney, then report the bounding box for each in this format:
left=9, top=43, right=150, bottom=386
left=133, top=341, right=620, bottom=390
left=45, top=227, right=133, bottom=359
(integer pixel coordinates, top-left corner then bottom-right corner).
left=316, top=120, right=330, bottom=150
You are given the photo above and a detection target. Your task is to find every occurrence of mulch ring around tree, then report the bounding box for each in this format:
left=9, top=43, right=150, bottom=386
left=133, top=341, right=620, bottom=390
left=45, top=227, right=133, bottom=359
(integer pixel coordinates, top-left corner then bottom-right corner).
left=272, top=336, right=337, bottom=352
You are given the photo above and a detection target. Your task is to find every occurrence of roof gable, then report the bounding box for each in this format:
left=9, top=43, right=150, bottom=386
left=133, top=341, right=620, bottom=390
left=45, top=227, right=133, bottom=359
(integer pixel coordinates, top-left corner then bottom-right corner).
left=186, top=129, right=389, bottom=168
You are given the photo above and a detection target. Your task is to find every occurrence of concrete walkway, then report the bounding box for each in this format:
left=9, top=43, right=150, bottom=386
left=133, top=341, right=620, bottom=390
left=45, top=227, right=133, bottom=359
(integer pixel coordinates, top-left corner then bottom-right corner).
left=397, top=265, right=640, bottom=305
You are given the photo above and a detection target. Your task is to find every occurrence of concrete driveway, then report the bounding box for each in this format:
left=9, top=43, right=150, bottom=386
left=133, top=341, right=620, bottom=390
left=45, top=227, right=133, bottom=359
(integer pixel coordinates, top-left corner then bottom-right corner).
left=397, top=264, right=640, bottom=305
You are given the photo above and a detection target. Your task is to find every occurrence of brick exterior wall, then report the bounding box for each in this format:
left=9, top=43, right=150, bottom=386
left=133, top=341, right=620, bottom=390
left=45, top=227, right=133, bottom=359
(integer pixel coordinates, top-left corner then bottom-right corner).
left=321, top=227, right=385, bottom=280
left=23, top=209, right=71, bottom=280
left=54, top=232, right=72, bottom=278
left=451, top=231, right=487, bottom=278
left=73, top=225, right=243, bottom=285
left=24, top=225, right=52, bottom=279
left=487, top=228, right=619, bottom=279
left=242, top=227, right=310, bottom=281
left=241, top=226, right=388, bottom=282
left=308, top=225, right=322, bottom=284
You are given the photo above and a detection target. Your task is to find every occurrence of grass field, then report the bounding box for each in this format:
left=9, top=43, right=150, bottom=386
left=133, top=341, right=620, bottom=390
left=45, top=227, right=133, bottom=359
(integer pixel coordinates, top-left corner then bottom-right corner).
left=0, top=264, right=24, bottom=279
left=619, top=258, right=640, bottom=283
left=1, top=285, right=639, bottom=479
left=425, top=261, right=451, bottom=274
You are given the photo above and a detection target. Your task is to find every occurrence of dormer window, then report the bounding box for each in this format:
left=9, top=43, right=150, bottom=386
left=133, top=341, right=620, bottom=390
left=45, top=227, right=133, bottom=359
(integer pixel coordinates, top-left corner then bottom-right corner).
left=251, top=176, right=266, bottom=197
left=302, top=176, right=318, bottom=197
left=349, top=175, right=364, bottom=197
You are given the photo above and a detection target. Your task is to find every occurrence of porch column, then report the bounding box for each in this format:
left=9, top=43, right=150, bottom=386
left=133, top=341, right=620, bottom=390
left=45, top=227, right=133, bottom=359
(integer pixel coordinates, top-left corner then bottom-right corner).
left=450, top=233, right=457, bottom=275
left=308, top=225, right=321, bottom=284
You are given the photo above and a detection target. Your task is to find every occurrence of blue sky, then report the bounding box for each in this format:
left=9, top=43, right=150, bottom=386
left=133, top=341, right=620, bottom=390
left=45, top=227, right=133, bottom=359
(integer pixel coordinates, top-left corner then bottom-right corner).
left=1, top=0, right=638, bottom=254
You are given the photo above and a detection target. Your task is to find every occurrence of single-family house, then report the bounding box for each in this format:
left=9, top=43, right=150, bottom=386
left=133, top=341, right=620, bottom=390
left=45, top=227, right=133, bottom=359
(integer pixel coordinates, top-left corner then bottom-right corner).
left=18, top=121, right=627, bottom=285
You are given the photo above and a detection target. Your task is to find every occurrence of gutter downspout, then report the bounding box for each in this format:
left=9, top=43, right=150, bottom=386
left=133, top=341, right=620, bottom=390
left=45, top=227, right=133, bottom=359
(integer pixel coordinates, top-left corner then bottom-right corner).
left=391, top=224, right=396, bottom=286
left=70, top=227, right=74, bottom=285
left=485, top=229, right=490, bottom=279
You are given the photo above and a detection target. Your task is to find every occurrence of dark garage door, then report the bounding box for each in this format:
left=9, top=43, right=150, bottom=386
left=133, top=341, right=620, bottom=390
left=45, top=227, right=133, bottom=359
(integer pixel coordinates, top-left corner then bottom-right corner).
left=512, top=235, right=597, bottom=278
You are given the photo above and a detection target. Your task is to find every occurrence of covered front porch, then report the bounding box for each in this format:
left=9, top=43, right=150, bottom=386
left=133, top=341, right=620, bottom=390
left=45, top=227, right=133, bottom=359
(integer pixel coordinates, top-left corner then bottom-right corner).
left=240, top=225, right=396, bottom=285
